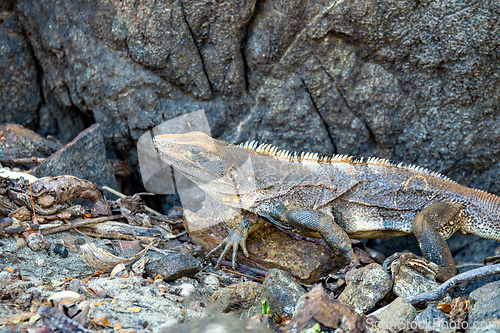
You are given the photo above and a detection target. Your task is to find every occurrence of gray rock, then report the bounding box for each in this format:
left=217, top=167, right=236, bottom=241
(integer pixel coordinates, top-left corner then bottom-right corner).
left=468, top=280, right=500, bottom=333
left=376, top=297, right=417, bottom=331
left=392, top=265, right=447, bottom=301
left=10, top=0, right=500, bottom=200
left=145, top=250, right=202, bottom=282
left=412, top=305, right=453, bottom=333
left=262, top=268, right=306, bottom=317
left=453, top=264, right=500, bottom=298
left=30, top=123, right=117, bottom=190
left=0, top=11, right=41, bottom=129
left=338, top=263, right=392, bottom=314
left=0, top=124, right=62, bottom=160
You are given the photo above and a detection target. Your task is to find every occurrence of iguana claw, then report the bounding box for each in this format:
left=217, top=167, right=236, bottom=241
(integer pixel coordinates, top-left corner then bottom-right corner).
left=205, top=226, right=250, bottom=270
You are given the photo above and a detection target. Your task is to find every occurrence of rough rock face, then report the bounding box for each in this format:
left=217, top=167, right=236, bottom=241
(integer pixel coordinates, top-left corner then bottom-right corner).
left=2, top=0, right=500, bottom=192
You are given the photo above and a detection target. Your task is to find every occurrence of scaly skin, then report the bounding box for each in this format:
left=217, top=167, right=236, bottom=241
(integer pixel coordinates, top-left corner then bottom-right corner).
left=153, top=132, right=500, bottom=280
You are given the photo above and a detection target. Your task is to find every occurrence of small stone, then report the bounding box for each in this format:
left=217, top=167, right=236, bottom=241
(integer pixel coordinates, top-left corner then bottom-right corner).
left=412, top=305, right=452, bottom=332
left=68, top=279, right=86, bottom=294
left=203, top=275, right=220, bottom=291
left=178, top=283, right=195, bottom=297
left=131, top=256, right=149, bottom=277
left=145, top=250, right=202, bottom=282
left=26, top=232, right=48, bottom=252
left=375, top=297, right=418, bottom=330
left=468, top=280, right=500, bottom=333
left=338, top=263, right=392, bottom=314
left=34, top=258, right=46, bottom=267
left=53, top=243, right=69, bottom=258
left=393, top=265, right=447, bottom=300
left=263, top=268, right=306, bottom=317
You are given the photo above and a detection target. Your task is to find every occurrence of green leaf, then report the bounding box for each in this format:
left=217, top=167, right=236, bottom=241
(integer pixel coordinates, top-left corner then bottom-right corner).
left=261, top=300, right=270, bottom=315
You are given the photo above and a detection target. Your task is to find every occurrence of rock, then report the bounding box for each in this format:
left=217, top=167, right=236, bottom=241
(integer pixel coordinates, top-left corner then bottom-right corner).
left=338, top=263, right=392, bottom=314
left=453, top=264, right=500, bottom=298
left=211, top=281, right=282, bottom=318
left=185, top=212, right=344, bottom=284
left=178, top=283, right=196, bottom=297
left=30, top=124, right=117, bottom=190
left=202, top=275, right=220, bottom=292
left=0, top=11, right=41, bottom=129
left=11, top=0, right=500, bottom=199
left=392, top=265, right=446, bottom=300
left=375, top=297, right=417, bottom=330
left=262, top=268, right=306, bottom=317
left=468, top=280, right=500, bottom=333
left=287, top=284, right=366, bottom=332
left=145, top=250, right=202, bottom=282
left=53, top=243, right=69, bottom=258
left=0, top=124, right=62, bottom=160
left=25, top=232, right=49, bottom=252
left=412, top=305, right=453, bottom=333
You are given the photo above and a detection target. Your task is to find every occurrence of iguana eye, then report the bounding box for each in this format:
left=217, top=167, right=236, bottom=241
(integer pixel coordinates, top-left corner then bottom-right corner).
left=188, top=148, right=201, bottom=156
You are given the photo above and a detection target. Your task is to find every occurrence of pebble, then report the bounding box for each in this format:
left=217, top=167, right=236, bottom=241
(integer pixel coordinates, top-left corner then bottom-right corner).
left=263, top=268, right=306, bottom=317
left=338, top=263, right=392, bottom=314
left=374, top=297, right=417, bottom=330
left=212, top=281, right=282, bottom=317
left=178, top=283, right=195, bottom=297
left=145, top=249, right=202, bottom=282
left=34, top=258, right=46, bottom=267
left=412, top=305, right=453, bottom=333
left=202, top=275, right=220, bottom=291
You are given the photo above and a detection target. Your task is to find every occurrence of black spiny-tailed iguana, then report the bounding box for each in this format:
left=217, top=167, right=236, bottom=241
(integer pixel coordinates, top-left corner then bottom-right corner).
left=153, top=131, right=500, bottom=280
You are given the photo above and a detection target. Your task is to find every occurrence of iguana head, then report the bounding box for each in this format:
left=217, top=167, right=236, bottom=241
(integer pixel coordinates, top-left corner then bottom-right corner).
left=153, top=132, right=246, bottom=200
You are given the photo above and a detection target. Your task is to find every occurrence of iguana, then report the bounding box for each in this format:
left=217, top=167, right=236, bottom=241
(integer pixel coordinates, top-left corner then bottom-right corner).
left=153, top=131, right=500, bottom=280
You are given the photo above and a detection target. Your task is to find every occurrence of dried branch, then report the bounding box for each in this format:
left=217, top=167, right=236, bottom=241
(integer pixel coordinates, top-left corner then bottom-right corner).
left=41, top=215, right=123, bottom=235
left=406, top=263, right=500, bottom=305
left=102, top=185, right=164, bottom=217
left=0, top=157, right=46, bottom=164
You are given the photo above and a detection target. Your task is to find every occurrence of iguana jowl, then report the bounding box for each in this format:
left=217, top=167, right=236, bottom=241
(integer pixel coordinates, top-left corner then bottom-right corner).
left=153, top=131, right=500, bottom=280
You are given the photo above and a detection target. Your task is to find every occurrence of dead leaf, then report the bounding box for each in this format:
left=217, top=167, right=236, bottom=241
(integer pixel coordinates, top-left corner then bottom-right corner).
left=437, top=303, right=452, bottom=313
left=126, top=306, right=141, bottom=313
left=80, top=242, right=153, bottom=272
left=92, top=316, right=111, bottom=327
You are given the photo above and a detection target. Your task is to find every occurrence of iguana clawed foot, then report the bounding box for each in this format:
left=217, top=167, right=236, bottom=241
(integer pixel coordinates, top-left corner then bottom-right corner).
left=383, top=252, right=453, bottom=281
left=205, top=223, right=251, bottom=270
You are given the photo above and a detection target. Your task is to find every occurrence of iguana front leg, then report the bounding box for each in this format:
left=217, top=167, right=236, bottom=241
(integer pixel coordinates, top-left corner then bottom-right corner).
left=206, top=212, right=265, bottom=269
left=268, top=205, right=360, bottom=268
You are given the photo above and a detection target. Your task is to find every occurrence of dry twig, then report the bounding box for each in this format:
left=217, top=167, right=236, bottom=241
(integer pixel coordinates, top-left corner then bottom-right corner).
left=41, top=215, right=123, bottom=235
left=102, top=185, right=163, bottom=217
left=406, top=263, right=500, bottom=305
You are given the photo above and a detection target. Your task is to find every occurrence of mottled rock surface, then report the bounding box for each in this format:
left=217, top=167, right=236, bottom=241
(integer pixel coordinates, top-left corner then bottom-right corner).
left=375, top=297, right=417, bottom=330
left=262, top=268, right=306, bottom=317
left=30, top=123, right=117, bottom=189
left=145, top=249, right=202, bottom=282
left=0, top=11, right=41, bottom=129
left=338, top=263, right=392, bottom=314
left=4, top=0, right=499, bottom=197
left=468, top=281, right=500, bottom=332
